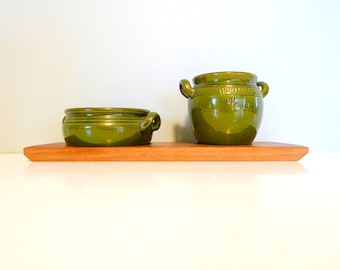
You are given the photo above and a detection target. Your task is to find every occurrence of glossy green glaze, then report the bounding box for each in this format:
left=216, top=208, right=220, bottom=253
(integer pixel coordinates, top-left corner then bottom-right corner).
left=180, top=72, right=269, bottom=145
left=62, top=108, right=161, bottom=146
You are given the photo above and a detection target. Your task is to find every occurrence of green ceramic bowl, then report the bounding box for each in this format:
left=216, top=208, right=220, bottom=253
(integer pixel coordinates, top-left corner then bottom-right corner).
left=62, top=107, right=161, bottom=146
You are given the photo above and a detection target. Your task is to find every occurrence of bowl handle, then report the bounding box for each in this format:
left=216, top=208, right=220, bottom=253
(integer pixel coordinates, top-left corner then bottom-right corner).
left=179, top=79, right=195, bottom=99
left=140, top=112, right=161, bottom=132
left=257, top=81, right=269, bottom=98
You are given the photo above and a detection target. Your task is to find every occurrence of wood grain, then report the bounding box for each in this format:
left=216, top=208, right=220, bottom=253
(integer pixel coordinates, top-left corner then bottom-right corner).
left=23, top=142, right=309, bottom=162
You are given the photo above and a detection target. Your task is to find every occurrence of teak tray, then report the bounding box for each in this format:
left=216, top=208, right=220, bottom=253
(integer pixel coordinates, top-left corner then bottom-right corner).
left=23, top=142, right=308, bottom=162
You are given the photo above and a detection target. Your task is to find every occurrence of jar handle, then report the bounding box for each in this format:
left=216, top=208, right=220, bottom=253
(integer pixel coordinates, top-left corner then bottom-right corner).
left=140, top=112, right=161, bottom=132
left=179, top=79, right=195, bottom=99
left=257, top=81, right=269, bottom=98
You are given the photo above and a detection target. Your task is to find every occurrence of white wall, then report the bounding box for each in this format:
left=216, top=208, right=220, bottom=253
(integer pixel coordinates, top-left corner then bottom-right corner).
left=1, top=0, right=339, bottom=152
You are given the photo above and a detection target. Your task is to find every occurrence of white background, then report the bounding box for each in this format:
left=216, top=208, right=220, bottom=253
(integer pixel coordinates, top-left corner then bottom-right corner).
left=1, top=0, right=339, bottom=152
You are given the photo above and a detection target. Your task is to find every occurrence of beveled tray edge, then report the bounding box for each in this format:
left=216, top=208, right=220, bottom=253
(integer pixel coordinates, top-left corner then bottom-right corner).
left=23, top=142, right=309, bottom=162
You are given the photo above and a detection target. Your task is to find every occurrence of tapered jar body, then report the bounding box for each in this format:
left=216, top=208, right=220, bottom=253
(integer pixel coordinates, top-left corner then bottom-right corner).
left=180, top=72, right=269, bottom=145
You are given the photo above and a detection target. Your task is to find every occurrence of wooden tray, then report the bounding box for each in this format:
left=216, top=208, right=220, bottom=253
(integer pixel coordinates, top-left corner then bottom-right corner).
left=23, top=142, right=308, bottom=162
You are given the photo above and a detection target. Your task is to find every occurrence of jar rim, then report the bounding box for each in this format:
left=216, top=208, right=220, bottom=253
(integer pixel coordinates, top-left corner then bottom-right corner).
left=194, top=71, right=257, bottom=85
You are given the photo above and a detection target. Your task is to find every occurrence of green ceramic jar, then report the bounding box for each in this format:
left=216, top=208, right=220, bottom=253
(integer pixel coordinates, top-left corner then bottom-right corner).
left=180, top=72, right=269, bottom=145
left=62, top=107, right=161, bottom=146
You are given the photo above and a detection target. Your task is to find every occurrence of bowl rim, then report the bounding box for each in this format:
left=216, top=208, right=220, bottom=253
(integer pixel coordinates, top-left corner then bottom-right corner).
left=64, top=107, right=150, bottom=115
